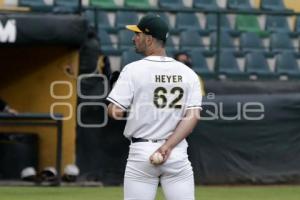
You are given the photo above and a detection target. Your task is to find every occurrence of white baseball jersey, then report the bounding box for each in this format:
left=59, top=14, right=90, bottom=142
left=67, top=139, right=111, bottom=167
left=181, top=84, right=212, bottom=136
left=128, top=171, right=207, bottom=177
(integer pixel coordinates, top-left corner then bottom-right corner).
left=107, top=56, right=202, bottom=140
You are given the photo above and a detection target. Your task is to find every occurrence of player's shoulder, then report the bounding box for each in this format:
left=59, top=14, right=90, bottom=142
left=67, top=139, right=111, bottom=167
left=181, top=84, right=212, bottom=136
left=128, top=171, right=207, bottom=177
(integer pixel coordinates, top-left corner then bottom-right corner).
left=121, top=59, right=144, bottom=73
left=175, top=60, right=199, bottom=81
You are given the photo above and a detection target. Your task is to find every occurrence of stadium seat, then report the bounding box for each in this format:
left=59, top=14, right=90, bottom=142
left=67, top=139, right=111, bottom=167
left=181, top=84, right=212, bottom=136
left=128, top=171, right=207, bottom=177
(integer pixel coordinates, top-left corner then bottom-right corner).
left=245, top=51, right=273, bottom=77
left=179, top=30, right=204, bottom=51
left=83, top=10, right=95, bottom=27
left=118, top=29, right=135, bottom=51
left=147, top=12, right=170, bottom=24
left=210, top=31, right=235, bottom=50
left=158, top=0, right=184, bottom=9
left=97, top=30, right=116, bottom=54
left=19, top=0, right=52, bottom=11
left=165, top=36, right=176, bottom=55
left=260, top=0, right=289, bottom=11
left=218, top=50, right=244, bottom=78
left=227, top=0, right=254, bottom=10
left=125, top=0, right=152, bottom=8
left=175, top=12, right=202, bottom=32
left=193, top=0, right=219, bottom=10
left=275, top=51, right=300, bottom=78
left=270, top=32, right=294, bottom=53
left=96, top=11, right=112, bottom=31
left=90, top=0, right=118, bottom=8
left=235, top=15, right=267, bottom=36
left=205, top=14, right=231, bottom=32
left=115, top=11, right=139, bottom=30
left=189, top=49, right=213, bottom=76
left=121, top=50, right=144, bottom=68
left=240, top=32, right=264, bottom=52
left=54, top=0, right=79, bottom=12
left=265, top=15, right=290, bottom=33
left=294, top=16, right=300, bottom=33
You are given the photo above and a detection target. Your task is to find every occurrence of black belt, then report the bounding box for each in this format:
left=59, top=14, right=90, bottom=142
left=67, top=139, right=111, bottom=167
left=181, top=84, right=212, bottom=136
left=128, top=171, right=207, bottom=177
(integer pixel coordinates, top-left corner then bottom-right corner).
left=131, top=137, right=166, bottom=143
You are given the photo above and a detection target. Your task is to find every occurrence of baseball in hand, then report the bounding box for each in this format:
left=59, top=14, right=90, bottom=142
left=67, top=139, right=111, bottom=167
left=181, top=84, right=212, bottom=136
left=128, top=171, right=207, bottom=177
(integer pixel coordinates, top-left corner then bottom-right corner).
left=151, top=152, right=164, bottom=165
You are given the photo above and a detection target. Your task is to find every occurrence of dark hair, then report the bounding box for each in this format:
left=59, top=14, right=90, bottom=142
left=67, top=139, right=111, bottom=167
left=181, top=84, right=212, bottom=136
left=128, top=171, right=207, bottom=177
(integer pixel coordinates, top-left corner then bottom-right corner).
left=174, top=51, right=189, bottom=60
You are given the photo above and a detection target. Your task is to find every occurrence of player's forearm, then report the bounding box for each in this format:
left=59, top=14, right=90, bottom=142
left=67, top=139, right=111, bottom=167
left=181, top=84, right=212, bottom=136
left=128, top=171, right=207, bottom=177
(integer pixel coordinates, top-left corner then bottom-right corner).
left=165, top=109, right=201, bottom=149
left=108, top=103, right=125, bottom=120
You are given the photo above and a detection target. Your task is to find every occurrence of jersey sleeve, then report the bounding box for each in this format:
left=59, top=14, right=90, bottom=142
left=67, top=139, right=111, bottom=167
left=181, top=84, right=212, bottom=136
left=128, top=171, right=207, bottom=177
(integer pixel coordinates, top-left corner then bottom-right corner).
left=186, top=76, right=203, bottom=110
left=107, top=67, right=134, bottom=111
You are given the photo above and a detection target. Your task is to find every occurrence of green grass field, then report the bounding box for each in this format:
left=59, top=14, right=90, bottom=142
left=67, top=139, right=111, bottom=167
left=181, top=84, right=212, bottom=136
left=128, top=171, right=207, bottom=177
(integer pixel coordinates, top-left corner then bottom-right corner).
left=0, top=186, right=300, bottom=200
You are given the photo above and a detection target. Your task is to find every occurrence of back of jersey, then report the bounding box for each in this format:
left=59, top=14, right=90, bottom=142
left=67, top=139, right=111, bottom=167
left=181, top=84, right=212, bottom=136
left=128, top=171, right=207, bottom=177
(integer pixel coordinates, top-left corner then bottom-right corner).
left=107, top=56, right=202, bottom=140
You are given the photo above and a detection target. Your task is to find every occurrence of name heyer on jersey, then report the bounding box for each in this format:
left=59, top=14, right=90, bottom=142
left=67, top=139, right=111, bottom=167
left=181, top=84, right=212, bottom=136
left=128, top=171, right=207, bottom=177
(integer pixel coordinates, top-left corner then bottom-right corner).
left=155, top=75, right=183, bottom=83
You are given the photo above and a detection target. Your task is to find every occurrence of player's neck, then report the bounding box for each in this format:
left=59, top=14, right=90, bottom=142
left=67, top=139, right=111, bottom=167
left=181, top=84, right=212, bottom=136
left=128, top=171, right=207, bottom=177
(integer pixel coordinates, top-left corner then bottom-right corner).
left=145, top=47, right=167, bottom=57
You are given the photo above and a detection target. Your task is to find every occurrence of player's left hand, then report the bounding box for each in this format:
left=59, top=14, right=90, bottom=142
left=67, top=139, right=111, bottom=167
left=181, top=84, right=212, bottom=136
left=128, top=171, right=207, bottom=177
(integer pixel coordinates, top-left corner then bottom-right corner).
left=150, top=144, right=173, bottom=165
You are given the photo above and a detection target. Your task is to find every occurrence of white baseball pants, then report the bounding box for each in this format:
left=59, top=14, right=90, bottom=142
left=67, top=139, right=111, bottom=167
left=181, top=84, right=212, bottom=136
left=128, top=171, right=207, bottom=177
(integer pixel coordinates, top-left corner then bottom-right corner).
left=124, top=139, right=195, bottom=200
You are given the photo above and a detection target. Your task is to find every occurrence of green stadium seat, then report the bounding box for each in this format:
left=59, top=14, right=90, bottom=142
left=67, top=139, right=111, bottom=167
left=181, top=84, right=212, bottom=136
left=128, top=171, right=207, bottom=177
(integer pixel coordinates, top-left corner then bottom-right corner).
left=54, top=0, right=79, bottom=12
left=235, top=15, right=268, bottom=36
left=90, top=0, right=118, bottom=8
left=193, top=0, right=219, bottom=10
left=275, top=51, right=300, bottom=78
left=125, top=0, right=152, bottom=8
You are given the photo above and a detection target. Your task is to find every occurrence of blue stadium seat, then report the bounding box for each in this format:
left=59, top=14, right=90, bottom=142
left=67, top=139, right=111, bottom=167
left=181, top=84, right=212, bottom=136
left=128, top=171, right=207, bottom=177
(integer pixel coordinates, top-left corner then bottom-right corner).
left=115, top=11, right=139, bottom=30
left=205, top=14, right=231, bottom=32
left=261, top=0, right=289, bottom=11
left=189, top=49, right=213, bottom=76
left=275, top=51, right=300, bottom=78
left=19, top=0, right=53, bottom=11
left=54, top=0, right=79, bottom=12
left=165, top=35, right=176, bottom=55
left=210, top=31, right=235, bottom=50
left=97, top=30, right=116, bottom=54
left=245, top=51, right=273, bottom=77
left=83, top=10, right=96, bottom=27
left=227, top=0, right=254, bottom=11
left=121, top=50, right=144, bottom=68
left=265, top=15, right=290, bottom=33
left=158, top=0, right=185, bottom=9
left=147, top=12, right=170, bottom=24
left=175, top=12, right=202, bottom=32
left=118, top=29, right=135, bottom=51
left=179, top=30, right=204, bottom=51
left=218, top=50, right=244, bottom=78
left=294, top=16, right=300, bottom=34
left=240, top=32, right=264, bottom=52
left=96, top=11, right=112, bottom=31
left=193, top=0, right=219, bottom=10
left=270, top=32, right=294, bottom=53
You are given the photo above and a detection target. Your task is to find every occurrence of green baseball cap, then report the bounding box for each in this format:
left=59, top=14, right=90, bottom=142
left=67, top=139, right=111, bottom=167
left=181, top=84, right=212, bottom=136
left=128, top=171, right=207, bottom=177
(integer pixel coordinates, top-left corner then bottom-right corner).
left=126, top=14, right=169, bottom=42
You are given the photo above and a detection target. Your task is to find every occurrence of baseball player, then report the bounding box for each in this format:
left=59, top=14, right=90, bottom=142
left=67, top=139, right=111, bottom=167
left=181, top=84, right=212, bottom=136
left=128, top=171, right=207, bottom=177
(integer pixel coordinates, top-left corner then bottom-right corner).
left=106, top=14, right=202, bottom=200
